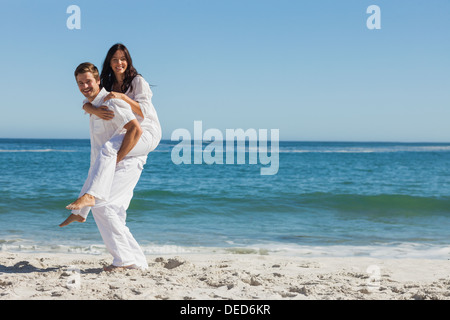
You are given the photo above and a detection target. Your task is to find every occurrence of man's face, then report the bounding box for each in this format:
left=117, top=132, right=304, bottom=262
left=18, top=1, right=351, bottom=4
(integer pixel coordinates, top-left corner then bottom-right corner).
left=76, top=72, right=100, bottom=101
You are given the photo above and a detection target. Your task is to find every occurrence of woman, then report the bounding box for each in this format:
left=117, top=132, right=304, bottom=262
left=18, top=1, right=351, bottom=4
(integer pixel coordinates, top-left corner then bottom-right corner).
left=86, top=43, right=161, bottom=151
left=62, top=43, right=161, bottom=225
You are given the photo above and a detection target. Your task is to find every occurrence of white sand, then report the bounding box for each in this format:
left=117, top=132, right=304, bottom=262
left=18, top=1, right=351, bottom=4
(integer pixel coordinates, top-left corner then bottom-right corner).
left=0, top=251, right=449, bottom=300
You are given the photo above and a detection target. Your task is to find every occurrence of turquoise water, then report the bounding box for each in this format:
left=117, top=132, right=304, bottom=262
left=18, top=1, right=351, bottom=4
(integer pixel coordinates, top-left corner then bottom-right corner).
left=1, top=139, right=450, bottom=259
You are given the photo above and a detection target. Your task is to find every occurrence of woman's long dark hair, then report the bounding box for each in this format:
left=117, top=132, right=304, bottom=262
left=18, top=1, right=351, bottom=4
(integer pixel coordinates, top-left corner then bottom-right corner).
left=100, top=43, right=139, bottom=93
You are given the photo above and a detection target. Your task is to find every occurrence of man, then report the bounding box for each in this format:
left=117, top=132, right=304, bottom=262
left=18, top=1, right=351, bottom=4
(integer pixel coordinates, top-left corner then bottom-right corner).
left=60, top=62, right=148, bottom=271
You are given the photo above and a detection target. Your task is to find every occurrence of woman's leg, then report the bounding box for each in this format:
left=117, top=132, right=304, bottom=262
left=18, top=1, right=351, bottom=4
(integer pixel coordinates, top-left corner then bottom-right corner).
left=85, top=130, right=155, bottom=200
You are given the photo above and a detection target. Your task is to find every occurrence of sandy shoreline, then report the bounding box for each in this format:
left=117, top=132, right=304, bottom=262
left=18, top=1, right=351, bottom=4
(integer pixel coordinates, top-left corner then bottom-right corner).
left=0, top=251, right=449, bottom=300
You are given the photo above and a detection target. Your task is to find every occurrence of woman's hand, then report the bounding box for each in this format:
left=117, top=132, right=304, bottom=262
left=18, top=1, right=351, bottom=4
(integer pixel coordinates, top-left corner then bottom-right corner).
left=83, top=102, right=115, bottom=120
left=104, top=91, right=125, bottom=101
left=95, top=106, right=115, bottom=120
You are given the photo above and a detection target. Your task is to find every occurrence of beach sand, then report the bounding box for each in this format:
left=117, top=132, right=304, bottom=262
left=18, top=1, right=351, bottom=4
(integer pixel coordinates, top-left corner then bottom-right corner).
left=0, top=251, right=449, bottom=300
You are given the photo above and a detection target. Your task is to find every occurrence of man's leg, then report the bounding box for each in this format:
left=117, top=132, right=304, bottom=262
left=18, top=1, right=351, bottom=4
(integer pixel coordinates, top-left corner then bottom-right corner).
left=66, top=133, right=125, bottom=212
left=59, top=169, right=93, bottom=227
left=65, top=131, right=154, bottom=211
left=61, top=131, right=155, bottom=227
left=91, top=157, right=148, bottom=269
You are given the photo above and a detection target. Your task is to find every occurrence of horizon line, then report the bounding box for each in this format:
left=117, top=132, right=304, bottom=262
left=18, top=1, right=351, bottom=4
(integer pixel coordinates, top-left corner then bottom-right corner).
left=1, top=137, right=449, bottom=144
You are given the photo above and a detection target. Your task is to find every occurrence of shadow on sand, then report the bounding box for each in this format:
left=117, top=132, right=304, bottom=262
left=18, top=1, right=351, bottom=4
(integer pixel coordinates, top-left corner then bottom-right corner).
left=0, top=260, right=103, bottom=274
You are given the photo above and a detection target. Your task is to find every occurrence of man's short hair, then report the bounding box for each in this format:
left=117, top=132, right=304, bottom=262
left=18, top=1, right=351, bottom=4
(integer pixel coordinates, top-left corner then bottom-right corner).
left=74, top=62, right=100, bottom=81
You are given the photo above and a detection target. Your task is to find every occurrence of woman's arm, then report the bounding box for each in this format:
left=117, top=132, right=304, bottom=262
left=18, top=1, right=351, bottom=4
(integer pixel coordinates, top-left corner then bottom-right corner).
left=121, top=94, right=144, bottom=118
left=83, top=102, right=115, bottom=120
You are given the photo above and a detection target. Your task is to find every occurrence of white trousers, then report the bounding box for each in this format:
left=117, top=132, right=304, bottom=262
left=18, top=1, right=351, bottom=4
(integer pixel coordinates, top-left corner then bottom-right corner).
left=73, top=130, right=157, bottom=219
left=91, top=157, right=148, bottom=269
left=71, top=130, right=159, bottom=269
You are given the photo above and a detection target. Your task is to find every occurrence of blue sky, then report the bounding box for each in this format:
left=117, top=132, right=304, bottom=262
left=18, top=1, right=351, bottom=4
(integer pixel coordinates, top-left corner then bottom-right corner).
left=0, top=0, right=449, bottom=141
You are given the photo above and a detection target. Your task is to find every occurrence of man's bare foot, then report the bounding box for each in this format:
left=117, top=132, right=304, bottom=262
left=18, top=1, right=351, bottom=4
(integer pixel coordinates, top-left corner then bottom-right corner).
left=59, top=214, right=86, bottom=227
left=103, top=264, right=135, bottom=272
left=66, top=193, right=95, bottom=210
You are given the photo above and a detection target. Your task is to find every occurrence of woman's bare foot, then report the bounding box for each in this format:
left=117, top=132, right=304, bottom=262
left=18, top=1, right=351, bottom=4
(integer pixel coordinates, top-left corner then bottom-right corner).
left=103, top=264, right=135, bottom=272
left=59, top=214, right=86, bottom=227
left=66, top=193, right=95, bottom=210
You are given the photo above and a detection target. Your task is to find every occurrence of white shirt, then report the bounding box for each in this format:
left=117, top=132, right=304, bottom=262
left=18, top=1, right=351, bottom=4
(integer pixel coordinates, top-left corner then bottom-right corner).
left=86, top=88, right=146, bottom=166
left=125, top=76, right=162, bottom=141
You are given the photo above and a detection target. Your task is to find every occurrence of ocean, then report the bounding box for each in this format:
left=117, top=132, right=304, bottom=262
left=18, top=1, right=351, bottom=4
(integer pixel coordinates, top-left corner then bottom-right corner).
left=1, top=138, right=449, bottom=259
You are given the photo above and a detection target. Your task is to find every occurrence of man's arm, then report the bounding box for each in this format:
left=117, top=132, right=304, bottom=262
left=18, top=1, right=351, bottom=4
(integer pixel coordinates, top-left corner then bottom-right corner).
left=117, top=119, right=143, bottom=163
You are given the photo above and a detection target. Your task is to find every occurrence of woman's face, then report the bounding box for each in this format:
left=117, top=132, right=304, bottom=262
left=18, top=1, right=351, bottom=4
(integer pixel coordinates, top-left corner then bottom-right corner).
left=110, top=50, right=128, bottom=76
